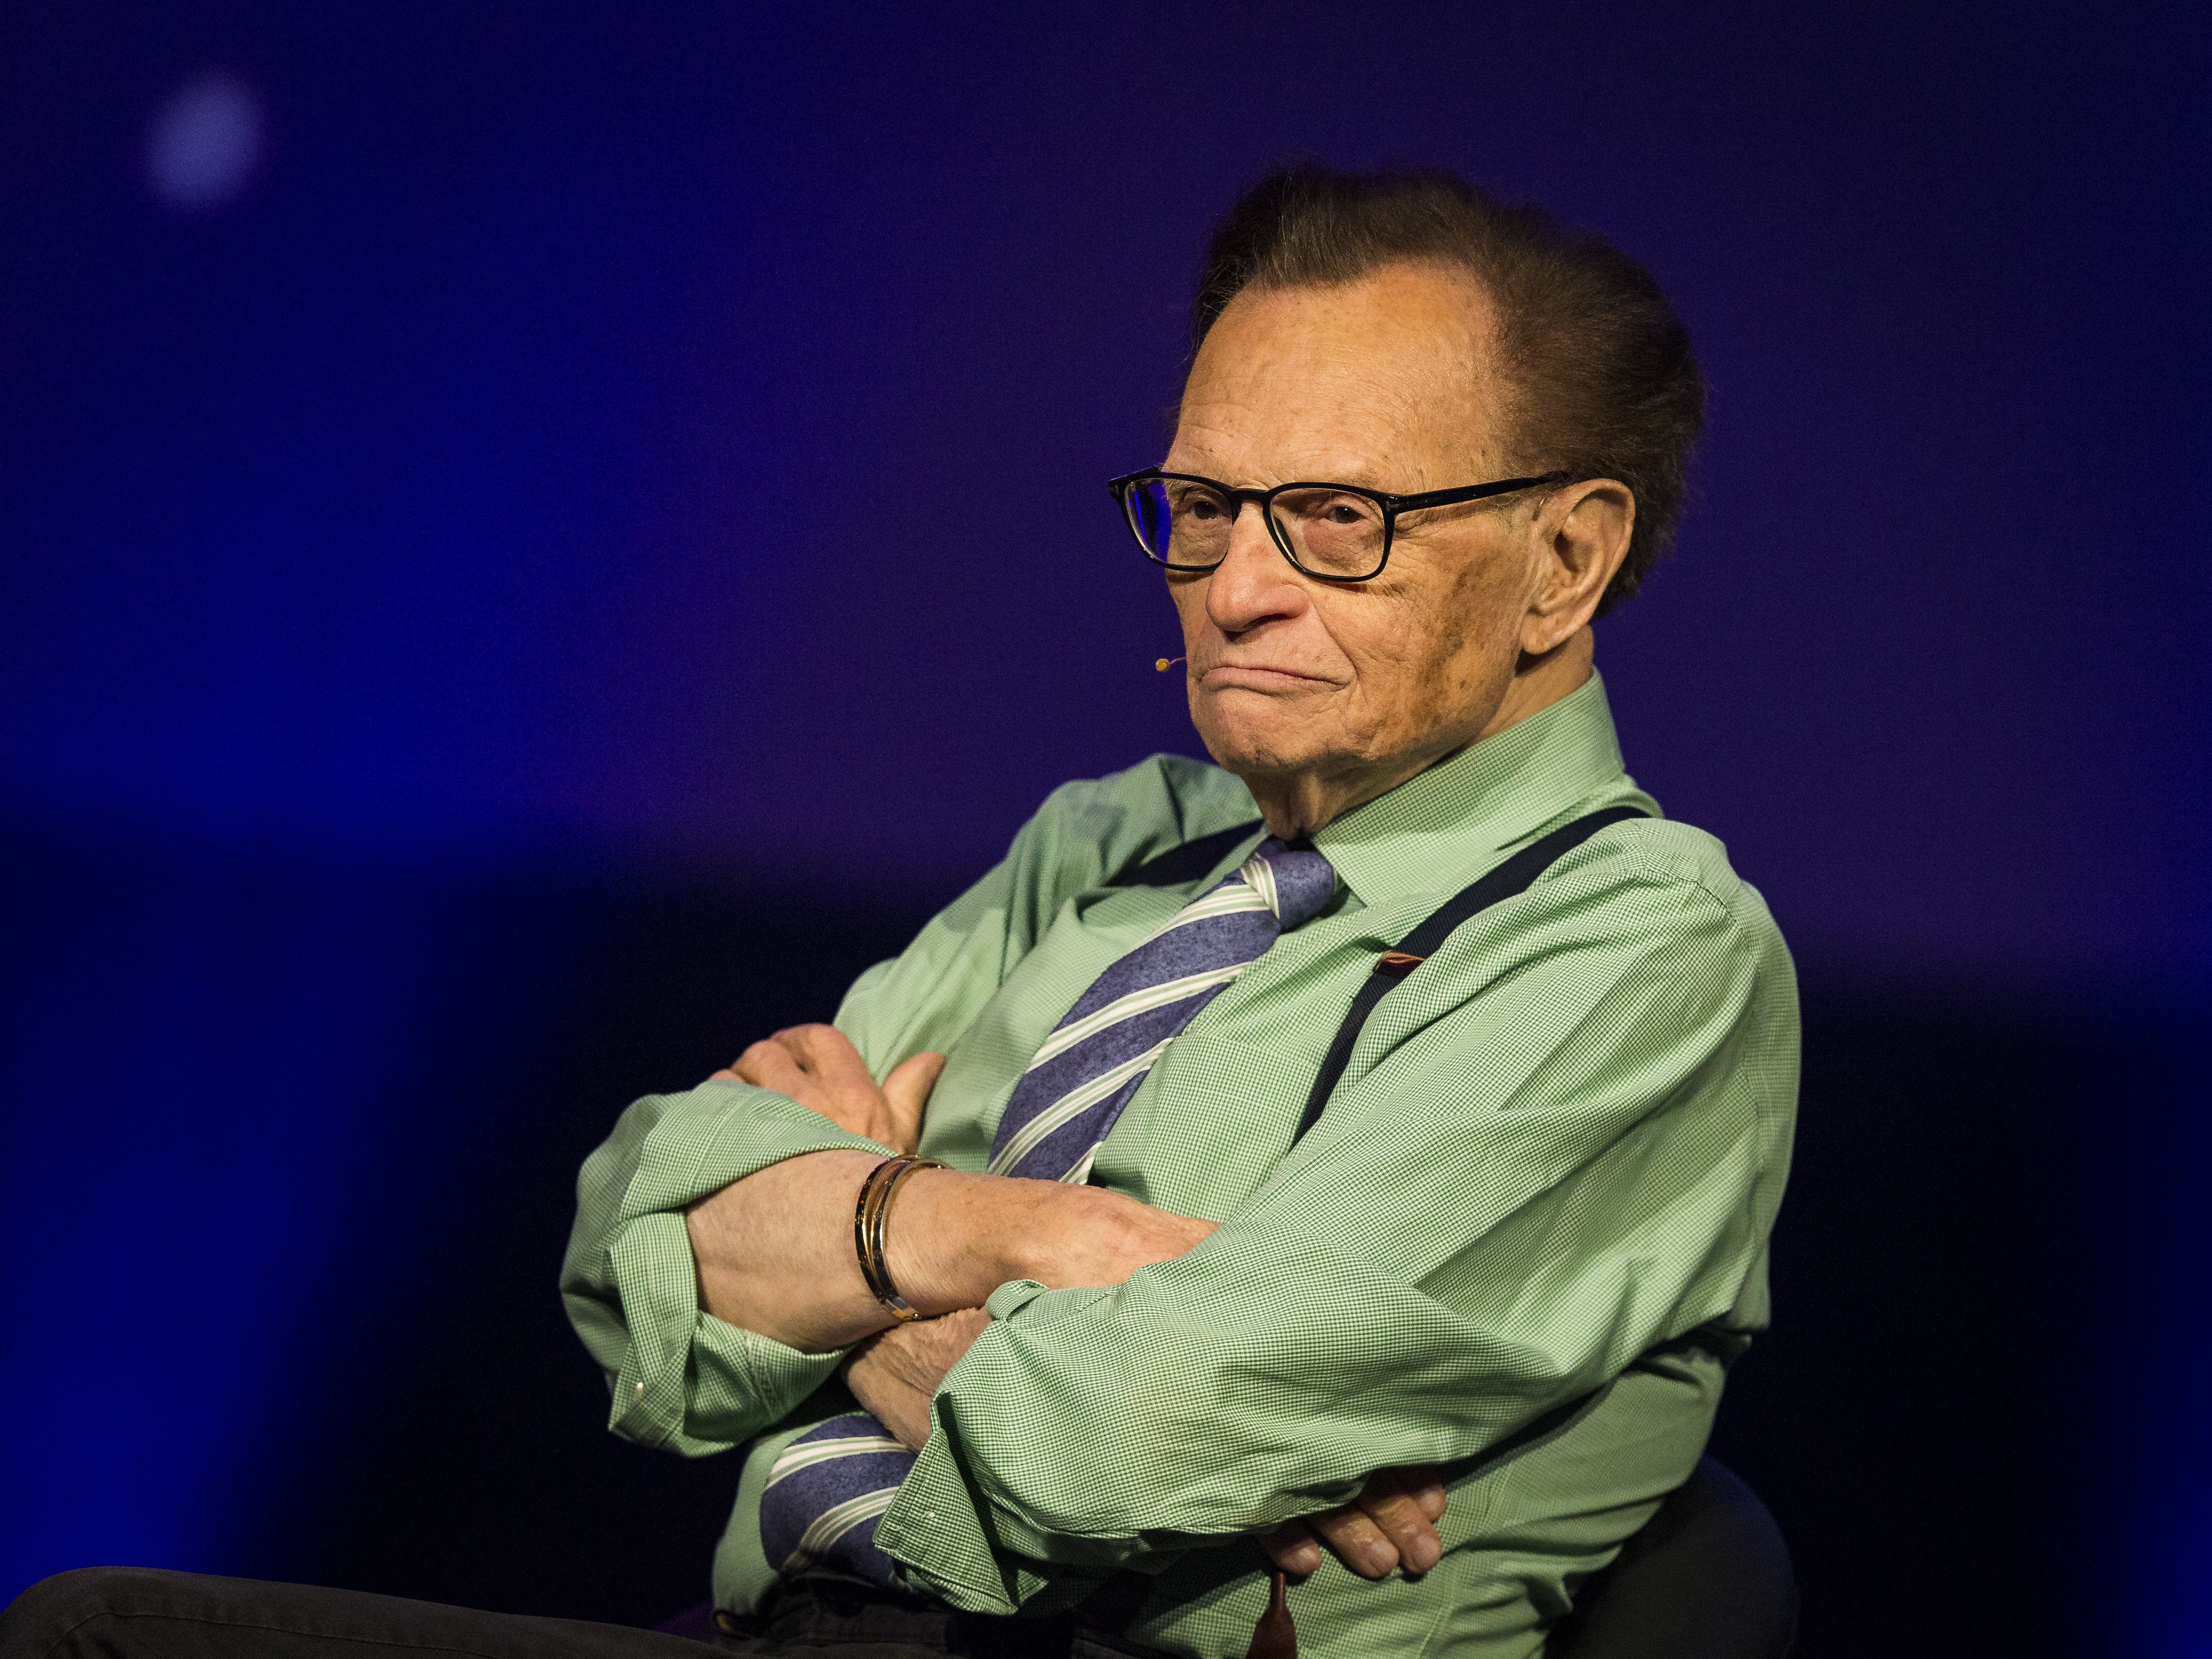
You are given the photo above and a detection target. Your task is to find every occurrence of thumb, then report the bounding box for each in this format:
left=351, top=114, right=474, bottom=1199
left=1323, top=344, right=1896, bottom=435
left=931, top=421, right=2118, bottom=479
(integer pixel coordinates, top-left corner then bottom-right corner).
left=883, top=1050, right=947, bottom=1117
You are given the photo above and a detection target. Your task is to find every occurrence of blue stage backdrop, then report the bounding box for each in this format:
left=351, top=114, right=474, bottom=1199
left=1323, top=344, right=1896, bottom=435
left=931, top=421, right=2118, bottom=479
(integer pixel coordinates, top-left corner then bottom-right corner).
left=1, top=5, right=2205, bottom=1655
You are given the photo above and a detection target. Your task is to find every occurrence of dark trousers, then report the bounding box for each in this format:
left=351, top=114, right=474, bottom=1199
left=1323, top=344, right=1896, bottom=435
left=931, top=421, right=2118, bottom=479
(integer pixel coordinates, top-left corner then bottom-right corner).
left=1, top=1568, right=1142, bottom=1659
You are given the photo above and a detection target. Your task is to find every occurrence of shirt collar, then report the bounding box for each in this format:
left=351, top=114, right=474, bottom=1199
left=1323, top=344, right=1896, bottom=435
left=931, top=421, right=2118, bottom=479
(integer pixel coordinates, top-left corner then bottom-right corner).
left=1309, top=670, right=1642, bottom=907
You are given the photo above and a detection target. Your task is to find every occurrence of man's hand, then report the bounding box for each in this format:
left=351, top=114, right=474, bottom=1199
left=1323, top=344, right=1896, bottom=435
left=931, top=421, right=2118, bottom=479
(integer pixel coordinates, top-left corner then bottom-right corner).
left=1262, top=1466, right=1448, bottom=1580
left=714, top=1024, right=944, bottom=1155
left=843, top=1308, right=991, bottom=1450
left=916, top=1178, right=1219, bottom=1298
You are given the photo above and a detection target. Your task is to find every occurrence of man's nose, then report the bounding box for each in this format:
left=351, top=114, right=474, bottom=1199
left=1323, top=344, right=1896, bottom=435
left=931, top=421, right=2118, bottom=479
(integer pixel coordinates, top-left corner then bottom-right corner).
left=1205, top=501, right=1306, bottom=633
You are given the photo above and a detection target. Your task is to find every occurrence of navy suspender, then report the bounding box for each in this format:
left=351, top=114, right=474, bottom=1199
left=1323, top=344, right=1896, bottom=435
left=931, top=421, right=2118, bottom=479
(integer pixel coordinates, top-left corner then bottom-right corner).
left=1292, top=805, right=1650, bottom=1143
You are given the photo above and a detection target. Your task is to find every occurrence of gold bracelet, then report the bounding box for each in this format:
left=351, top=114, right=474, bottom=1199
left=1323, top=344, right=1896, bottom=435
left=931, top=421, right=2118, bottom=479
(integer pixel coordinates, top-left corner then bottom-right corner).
left=853, top=1155, right=945, bottom=1323
left=859, top=1156, right=942, bottom=1321
left=852, top=1157, right=902, bottom=1307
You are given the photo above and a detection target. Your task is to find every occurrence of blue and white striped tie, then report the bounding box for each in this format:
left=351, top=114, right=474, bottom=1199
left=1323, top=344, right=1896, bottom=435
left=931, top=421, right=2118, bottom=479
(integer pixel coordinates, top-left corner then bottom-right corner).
left=758, top=836, right=1337, bottom=1587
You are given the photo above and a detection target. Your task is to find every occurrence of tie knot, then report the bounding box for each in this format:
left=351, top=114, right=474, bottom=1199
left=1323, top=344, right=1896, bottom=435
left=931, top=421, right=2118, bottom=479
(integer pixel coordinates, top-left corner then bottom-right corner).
left=1242, top=838, right=1337, bottom=930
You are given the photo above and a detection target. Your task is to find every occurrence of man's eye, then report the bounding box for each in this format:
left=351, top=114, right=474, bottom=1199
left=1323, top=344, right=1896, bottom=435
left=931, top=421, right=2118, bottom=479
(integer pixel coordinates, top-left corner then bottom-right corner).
left=1325, top=503, right=1366, bottom=525
left=1178, top=497, right=1225, bottom=521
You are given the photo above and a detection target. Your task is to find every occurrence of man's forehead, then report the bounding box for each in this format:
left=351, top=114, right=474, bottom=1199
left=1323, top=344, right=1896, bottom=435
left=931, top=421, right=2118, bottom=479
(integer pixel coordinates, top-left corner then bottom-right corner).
left=1168, top=264, right=1504, bottom=485
left=1168, top=399, right=1403, bottom=490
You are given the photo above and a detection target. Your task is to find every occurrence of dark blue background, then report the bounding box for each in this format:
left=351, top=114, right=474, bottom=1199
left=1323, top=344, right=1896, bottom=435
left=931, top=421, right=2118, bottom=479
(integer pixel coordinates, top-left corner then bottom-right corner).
left=3, top=4, right=2205, bottom=1654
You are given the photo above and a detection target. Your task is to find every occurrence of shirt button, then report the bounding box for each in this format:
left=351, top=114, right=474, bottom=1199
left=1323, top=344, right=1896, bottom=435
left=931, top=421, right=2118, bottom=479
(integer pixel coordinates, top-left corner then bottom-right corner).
left=634, top=1381, right=646, bottom=1396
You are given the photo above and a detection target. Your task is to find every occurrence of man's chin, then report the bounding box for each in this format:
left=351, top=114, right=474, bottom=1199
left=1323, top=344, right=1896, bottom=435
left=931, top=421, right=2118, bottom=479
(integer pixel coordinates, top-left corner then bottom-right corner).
left=1192, top=716, right=1337, bottom=786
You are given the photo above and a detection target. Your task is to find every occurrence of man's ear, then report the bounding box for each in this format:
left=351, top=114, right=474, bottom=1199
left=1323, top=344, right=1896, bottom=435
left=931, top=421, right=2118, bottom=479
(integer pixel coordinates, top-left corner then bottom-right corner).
left=1521, top=480, right=1634, bottom=654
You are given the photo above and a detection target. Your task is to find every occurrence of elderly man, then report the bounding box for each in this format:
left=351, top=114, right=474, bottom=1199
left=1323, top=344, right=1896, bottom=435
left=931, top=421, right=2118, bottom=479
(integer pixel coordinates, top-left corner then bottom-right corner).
left=568, top=163, right=1796, bottom=1657
left=0, top=165, right=1792, bottom=1659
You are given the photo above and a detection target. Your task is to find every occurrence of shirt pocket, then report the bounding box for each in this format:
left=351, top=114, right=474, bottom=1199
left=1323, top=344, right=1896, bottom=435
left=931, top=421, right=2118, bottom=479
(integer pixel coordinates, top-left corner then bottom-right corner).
left=1091, top=1029, right=1329, bottom=1221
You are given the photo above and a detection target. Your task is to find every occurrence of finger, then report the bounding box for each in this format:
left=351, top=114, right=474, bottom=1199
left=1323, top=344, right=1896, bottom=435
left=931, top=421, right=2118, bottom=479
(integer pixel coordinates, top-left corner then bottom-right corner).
left=883, top=1051, right=946, bottom=1119
left=1363, top=1477, right=1451, bottom=1530
left=1354, top=1479, right=1441, bottom=1575
left=733, top=1039, right=827, bottom=1112
left=1404, top=1466, right=1448, bottom=1521
left=1261, top=1520, right=1325, bottom=1577
left=775, top=1025, right=878, bottom=1098
left=1363, top=1463, right=1447, bottom=1519
left=1308, top=1505, right=1400, bottom=1579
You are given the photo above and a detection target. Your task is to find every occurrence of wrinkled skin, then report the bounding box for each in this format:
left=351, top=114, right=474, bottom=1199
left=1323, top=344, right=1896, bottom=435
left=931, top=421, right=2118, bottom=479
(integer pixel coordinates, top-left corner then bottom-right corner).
left=1164, top=263, right=1632, bottom=837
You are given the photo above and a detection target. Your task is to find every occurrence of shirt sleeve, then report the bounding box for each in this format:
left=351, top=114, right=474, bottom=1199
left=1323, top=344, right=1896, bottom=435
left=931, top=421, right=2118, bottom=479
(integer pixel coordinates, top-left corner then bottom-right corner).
left=872, top=837, right=1798, bottom=1611
left=558, top=755, right=1259, bottom=1455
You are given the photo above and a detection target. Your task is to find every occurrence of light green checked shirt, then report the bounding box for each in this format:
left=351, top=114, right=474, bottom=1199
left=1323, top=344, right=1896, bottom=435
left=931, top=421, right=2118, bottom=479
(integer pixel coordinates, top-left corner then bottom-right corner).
left=561, top=672, right=1798, bottom=1659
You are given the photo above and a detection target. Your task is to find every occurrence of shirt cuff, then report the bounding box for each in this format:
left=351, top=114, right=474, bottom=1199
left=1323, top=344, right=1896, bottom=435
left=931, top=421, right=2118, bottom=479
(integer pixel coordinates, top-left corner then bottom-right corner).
left=873, top=1282, right=1123, bottom=1609
left=982, top=1278, right=1050, bottom=1318
left=602, top=1081, right=894, bottom=1452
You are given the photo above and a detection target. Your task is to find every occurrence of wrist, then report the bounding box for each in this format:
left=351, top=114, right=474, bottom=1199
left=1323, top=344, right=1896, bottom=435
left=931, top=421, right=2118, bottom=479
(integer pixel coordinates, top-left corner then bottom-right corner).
left=992, top=1176, right=1113, bottom=1287
left=882, top=1168, right=1050, bottom=1311
left=972, top=1174, right=1056, bottom=1289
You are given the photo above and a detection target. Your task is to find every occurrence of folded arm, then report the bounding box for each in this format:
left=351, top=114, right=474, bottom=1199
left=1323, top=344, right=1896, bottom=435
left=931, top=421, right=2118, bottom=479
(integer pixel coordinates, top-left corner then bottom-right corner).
left=692, top=1022, right=1445, bottom=1581
left=558, top=767, right=1199, bottom=1453
left=684, top=1140, right=1220, bottom=1353
left=559, top=1027, right=1220, bottom=1452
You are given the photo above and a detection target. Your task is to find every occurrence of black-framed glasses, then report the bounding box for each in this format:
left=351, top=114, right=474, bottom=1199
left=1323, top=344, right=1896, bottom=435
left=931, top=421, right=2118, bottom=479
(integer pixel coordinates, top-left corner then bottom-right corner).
left=1107, top=467, right=1569, bottom=583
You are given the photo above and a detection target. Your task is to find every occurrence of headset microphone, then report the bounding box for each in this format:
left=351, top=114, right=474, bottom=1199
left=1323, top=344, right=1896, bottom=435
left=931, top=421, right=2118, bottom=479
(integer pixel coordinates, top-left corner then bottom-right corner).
left=1154, top=656, right=1187, bottom=672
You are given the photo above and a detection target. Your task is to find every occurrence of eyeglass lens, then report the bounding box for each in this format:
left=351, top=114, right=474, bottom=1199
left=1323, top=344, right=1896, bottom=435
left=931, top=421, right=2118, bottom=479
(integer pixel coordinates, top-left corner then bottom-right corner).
left=1126, top=478, right=1387, bottom=579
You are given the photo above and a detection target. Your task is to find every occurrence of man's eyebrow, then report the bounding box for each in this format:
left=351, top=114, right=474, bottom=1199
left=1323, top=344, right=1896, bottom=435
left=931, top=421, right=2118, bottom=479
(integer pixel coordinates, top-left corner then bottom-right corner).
left=1268, top=466, right=1401, bottom=491
left=1160, top=449, right=1398, bottom=491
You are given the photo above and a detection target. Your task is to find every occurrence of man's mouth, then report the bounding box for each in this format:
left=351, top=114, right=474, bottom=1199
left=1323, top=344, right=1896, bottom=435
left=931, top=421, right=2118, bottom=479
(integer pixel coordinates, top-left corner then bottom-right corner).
left=1199, top=663, right=1339, bottom=692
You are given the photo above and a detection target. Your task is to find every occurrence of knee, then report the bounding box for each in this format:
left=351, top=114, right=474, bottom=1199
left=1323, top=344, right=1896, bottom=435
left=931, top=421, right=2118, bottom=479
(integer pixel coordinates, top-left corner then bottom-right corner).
left=3, top=1568, right=175, bottom=1655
